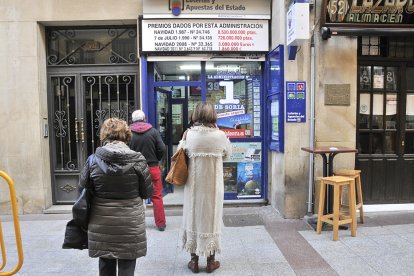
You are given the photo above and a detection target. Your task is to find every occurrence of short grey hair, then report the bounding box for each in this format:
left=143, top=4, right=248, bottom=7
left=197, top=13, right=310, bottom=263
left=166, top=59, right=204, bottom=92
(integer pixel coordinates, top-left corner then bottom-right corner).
left=132, top=110, right=146, bottom=122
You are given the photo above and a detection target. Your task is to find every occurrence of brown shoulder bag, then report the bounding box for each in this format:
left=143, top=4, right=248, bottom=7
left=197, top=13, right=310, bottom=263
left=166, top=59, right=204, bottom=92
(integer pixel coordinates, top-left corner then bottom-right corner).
left=165, top=148, right=188, bottom=185
left=165, top=130, right=189, bottom=185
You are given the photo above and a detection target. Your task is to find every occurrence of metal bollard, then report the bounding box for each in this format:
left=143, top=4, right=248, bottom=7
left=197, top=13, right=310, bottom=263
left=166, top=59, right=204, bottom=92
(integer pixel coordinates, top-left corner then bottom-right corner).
left=0, top=171, right=24, bottom=275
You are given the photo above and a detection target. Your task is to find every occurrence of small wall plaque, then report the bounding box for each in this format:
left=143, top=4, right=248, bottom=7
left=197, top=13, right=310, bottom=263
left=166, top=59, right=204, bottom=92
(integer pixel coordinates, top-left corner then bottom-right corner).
left=325, top=84, right=350, bottom=106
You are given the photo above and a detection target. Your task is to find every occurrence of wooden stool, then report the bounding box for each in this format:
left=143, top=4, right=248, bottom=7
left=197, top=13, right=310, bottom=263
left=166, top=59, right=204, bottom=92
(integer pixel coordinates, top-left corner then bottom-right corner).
left=334, top=169, right=364, bottom=224
left=317, top=176, right=357, bottom=241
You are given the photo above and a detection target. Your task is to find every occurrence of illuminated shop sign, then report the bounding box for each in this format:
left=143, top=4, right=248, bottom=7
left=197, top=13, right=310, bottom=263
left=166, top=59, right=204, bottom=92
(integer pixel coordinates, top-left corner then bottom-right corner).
left=141, top=19, right=269, bottom=52
left=322, top=0, right=414, bottom=27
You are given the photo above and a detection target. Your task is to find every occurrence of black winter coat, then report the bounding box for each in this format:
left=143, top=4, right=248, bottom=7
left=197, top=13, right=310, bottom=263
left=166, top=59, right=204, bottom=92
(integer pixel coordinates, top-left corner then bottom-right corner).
left=129, top=122, right=166, bottom=167
left=79, top=142, right=153, bottom=259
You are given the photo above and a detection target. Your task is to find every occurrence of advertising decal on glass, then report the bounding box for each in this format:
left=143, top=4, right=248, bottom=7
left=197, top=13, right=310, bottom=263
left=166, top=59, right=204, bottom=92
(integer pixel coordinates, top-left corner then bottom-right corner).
left=286, top=81, right=306, bottom=123
left=386, top=67, right=397, bottom=90
left=208, top=73, right=261, bottom=138
left=223, top=162, right=237, bottom=193
left=224, top=142, right=262, bottom=198
left=360, top=66, right=371, bottom=89
left=237, top=162, right=261, bottom=198
left=271, top=100, right=279, bottom=141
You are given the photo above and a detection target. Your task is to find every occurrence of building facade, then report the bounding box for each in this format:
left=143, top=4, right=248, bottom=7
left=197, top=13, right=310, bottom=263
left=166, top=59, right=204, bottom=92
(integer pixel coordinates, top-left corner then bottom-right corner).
left=0, top=0, right=412, bottom=217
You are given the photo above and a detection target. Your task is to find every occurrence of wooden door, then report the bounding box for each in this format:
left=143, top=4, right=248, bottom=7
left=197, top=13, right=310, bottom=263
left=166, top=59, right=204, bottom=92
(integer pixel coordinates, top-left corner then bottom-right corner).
left=357, top=63, right=414, bottom=203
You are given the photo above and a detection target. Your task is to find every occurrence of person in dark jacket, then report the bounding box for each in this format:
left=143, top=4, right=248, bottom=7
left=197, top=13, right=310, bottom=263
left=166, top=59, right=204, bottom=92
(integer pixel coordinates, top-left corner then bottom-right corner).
left=79, top=118, right=153, bottom=276
left=129, top=110, right=167, bottom=231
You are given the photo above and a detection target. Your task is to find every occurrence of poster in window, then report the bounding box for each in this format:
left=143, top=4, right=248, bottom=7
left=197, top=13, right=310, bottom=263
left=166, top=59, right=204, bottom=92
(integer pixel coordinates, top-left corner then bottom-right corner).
left=227, top=142, right=261, bottom=163
left=237, top=162, right=261, bottom=198
left=223, top=162, right=237, bottom=193
left=373, top=75, right=384, bottom=89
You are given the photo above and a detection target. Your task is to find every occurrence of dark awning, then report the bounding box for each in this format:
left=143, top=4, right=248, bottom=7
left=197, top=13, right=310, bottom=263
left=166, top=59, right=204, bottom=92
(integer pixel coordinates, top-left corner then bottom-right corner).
left=321, top=27, right=414, bottom=40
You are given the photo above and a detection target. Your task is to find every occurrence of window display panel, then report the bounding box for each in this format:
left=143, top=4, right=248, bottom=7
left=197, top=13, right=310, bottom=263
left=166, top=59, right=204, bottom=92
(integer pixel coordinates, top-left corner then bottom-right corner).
left=372, top=94, right=384, bottom=129
left=360, top=66, right=371, bottom=90
left=205, top=61, right=262, bottom=138
left=386, top=67, right=398, bottom=91
left=406, top=94, right=414, bottom=129
left=385, top=93, right=397, bottom=130
left=359, top=93, right=370, bottom=129
left=373, top=66, right=385, bottom=90
left=224, top=142, right=262, bottom=198
left=270, top=100, right=279, bottom=141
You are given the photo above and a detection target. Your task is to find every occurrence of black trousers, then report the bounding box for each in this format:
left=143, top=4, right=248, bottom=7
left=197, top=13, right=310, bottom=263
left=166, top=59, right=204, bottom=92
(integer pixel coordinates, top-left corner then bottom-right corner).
left=99, top=257, right=136, bottom=276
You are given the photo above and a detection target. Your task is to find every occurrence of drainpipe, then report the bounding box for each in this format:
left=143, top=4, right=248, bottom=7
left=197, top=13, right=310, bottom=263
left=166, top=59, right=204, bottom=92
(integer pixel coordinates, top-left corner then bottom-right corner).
left=307, top=34, right=316, bottom=215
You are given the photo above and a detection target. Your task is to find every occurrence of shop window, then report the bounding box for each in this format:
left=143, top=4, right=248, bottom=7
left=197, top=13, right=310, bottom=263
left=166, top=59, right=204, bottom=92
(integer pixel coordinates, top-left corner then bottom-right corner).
left=405, top=132, right=414, bottom=154
left=359, top=36, right=414, bottom=58
left=205, top=61, right=262, bottom=138
left=358, top=132, right=369, bottom=154
left=385, top=132, right=396, bottom=154
left=359, top=36, right=387, bottom=57
left=357, top=65, right=399, bottom=155
left=154, top=61, right=201, bottom=81
left=407, top=68, right=414, bottom=90
left=372, top=133, right=383, bottom=154
left=359, top=66, right=371, bottom=90
left=406, top=95, right=414, bottom=129
left=359, top=93, right=370, bottom=129
left=46, top=27, right=138, bottom=65
left=372, top=94, right=384, bottom=129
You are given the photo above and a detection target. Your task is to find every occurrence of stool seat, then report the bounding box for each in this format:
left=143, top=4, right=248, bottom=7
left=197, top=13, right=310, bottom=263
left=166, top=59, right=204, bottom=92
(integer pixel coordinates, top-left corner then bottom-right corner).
left=317, top=176, right=357, bottom=241
left=334, top=169, right=364, bottom=224
left=334, top=169, right=361, bottom=176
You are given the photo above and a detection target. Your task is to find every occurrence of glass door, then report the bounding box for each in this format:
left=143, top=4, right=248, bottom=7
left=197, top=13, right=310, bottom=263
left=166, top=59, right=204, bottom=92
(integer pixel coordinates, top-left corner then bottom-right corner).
left=357, top=63, right=414, bottom=203
left=204, top=61, right=264, bottom=199
left=147, top=60, right=266, bottom=200
left=155, top=87, right=172, bottom=193
left=171, top=99, right=188, bottom=146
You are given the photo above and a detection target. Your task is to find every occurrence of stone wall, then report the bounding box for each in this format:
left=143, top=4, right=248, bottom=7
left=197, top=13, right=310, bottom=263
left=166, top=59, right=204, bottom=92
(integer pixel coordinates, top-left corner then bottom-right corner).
left=269, top=0, right=357, bottom=218
left=0, top=0, right=140, bottom=214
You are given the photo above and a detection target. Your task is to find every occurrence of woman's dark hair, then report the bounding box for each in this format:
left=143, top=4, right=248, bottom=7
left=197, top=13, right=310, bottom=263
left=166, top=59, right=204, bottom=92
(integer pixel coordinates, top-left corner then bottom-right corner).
left=100, top=118, right=132, bottom=144
left=191, top=102, right=217, bottom=125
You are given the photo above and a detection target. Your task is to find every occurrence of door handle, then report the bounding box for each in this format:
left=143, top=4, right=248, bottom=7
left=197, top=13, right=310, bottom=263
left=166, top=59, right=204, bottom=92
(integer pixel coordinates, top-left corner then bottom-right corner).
left=80, top=118, right=85, bottom=143
left=75, top=118, right=79, bottom=143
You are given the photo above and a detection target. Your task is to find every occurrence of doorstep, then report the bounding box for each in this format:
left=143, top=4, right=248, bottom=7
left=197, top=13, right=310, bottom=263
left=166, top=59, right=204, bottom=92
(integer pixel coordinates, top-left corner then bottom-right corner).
left=363, top=203, right=414, bottom=212
left=43, top=205, right=72, bottom=214
left=43, top=199, right=267, bottom=214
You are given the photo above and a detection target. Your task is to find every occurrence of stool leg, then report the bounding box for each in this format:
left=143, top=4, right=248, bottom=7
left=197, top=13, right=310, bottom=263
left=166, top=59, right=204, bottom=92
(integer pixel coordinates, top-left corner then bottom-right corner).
left=333, top=184, right=340, bottom=241
left=348, top=179, right=357, bottom=237
left=338, top=185, right=343, bottom=210
left=316, top=180, right=326, bottom=234
left=356, top=175, right=364, bottom=224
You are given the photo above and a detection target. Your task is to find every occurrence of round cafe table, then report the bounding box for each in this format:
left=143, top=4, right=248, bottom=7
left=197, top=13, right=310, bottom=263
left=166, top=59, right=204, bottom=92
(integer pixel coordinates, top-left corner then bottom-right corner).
left=301, top=146, right=358, bottom=215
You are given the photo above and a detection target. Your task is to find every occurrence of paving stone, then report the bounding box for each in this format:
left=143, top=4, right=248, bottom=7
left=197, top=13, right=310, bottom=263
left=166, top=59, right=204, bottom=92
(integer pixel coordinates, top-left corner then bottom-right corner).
left=250, top=262, right=296, bottom=276
left=0, top=209, right=413, bottom=275
left=327, top=256, right=381, bottom=276
left=356, top=226, right=394, bottom=236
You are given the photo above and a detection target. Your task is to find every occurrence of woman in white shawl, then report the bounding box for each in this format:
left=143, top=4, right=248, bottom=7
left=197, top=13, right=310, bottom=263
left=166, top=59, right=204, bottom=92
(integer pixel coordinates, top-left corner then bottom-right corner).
left=180, top=102, right=232, bottom=273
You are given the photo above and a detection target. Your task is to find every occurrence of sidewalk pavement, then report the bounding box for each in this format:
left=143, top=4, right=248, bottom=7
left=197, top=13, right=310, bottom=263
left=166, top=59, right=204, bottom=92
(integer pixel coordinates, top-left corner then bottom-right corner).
left=0, top=206, right=413, bottom=275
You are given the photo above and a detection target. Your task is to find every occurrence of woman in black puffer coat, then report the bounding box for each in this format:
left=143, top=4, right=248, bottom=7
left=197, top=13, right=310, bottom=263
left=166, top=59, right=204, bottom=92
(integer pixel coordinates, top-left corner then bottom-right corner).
left=78, top=118, right=153, bottom=276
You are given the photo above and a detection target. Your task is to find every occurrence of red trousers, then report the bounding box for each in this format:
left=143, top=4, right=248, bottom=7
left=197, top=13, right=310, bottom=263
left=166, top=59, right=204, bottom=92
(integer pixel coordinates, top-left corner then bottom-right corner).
left=149, top=166, right=166, bottom=227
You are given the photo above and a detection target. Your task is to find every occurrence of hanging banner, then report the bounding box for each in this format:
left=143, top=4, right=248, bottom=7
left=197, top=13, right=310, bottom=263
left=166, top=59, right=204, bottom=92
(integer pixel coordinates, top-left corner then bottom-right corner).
left=322, top=0, right=414, bottom=27
left=141, top=19, right=269, bottom=52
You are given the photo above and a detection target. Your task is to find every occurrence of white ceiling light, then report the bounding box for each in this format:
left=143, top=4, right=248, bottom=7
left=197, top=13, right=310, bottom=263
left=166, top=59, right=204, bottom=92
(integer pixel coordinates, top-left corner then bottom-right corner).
left=179, top=64, right=215, bottom=70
